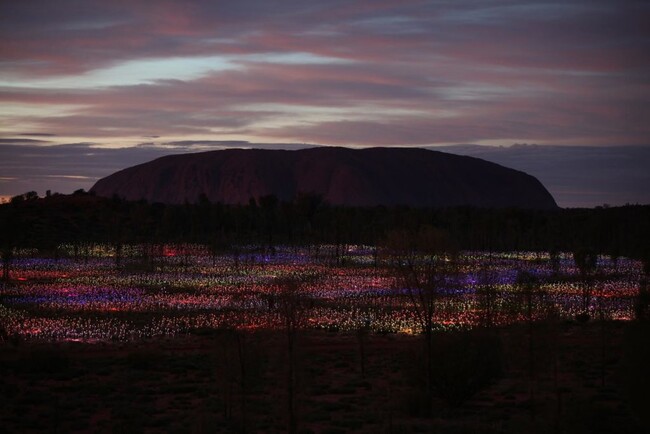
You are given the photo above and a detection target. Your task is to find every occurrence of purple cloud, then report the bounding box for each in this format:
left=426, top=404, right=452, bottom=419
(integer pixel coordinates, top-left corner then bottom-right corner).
left=1, top=0, right=649, bottom=202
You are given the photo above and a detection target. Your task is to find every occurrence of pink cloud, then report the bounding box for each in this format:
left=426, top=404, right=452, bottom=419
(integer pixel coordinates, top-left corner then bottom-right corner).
left=1, top=0, right=648, bottom=146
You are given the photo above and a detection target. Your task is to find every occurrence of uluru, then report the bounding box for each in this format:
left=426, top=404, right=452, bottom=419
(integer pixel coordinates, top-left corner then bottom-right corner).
left=90, top=147, right=558, bottom=209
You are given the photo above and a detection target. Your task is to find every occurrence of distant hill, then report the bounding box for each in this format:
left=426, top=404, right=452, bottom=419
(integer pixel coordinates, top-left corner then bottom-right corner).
left=90, top=147, right=558, bottom=209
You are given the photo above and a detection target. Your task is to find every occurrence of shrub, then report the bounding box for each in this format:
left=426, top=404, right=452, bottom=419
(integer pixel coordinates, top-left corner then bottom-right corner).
left=20, top=348, right=70, bottom=374
left=431, top=330, right=503, bottom=407
left=125, top=350, right=159, bottom=370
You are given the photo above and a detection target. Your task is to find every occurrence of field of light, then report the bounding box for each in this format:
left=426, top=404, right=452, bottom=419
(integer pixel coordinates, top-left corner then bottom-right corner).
left=0, top=245, right=643, bottom=342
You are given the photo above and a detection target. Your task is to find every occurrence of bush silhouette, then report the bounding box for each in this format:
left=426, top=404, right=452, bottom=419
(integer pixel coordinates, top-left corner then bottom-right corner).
left=431, top=330, right=503, bottom=408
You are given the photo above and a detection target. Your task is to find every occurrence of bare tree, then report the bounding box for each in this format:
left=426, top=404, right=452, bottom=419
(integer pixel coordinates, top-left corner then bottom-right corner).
left=227, top=328, right=251, bottom=434
left=210, top=324, right=266, bottom=434
left=635, top=255, right=650, bottom=321
left=274, top=275, right=313, bottom=434
left=1, top=246, right=12, bottom=283
left=573, top=249, right=598, bottom=321
left=382, top=226, right=458, bottom=412
left=476, top=256, right=499, bottom=329
left=0, top=206, right=17, bottom=283
left=356, top=313, right=371, bottom=379
left=515, top=269, right=543, bottom=420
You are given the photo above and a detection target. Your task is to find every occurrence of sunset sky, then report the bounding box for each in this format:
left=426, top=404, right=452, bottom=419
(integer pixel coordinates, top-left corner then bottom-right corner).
left=1, top=0, right=648, bottom=206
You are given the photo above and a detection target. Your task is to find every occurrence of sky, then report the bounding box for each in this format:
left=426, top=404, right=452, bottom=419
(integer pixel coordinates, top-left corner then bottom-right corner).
left=1, top=0, right=649, bottom=207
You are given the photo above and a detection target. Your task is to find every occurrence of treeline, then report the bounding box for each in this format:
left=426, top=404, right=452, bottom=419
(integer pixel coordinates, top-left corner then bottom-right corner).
left=1, top=191, right=649, bottom=260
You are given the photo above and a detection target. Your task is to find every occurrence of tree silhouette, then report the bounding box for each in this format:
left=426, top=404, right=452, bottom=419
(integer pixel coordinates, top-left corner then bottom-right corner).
left=573, top=249, right=598, bottom=321
left=382, top=225, right=458, bottom=414
left=635, top=255, right=650, bottom=321
left=273, top=275, right=313, bottom=434
left=1, top=246, right=12, bottom=283
left=258, top=194, right=279, bottom=252
left=0, top=205, right=19, bottom=282
left=515, top=269, right=544, bottom=419
left=214, top=327, right=255, bottom=433
left=476, top=257, right=499, bottom=329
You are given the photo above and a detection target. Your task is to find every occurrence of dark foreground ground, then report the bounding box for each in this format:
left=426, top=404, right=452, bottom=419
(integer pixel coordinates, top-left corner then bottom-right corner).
left=1, top=321, right=649, bottom=434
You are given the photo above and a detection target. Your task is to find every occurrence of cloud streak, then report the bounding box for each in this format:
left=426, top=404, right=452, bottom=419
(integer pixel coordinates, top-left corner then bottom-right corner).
left=0, top=1, right=648, bottom=203
left=1, top=1, right=648, bottom=144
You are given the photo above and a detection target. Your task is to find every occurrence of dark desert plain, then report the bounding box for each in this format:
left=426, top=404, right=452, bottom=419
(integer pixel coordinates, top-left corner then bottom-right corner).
left=1, top=1, right=650, bottom=433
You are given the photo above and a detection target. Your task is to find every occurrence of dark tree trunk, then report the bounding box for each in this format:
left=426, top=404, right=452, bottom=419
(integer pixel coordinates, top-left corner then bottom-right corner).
left=287, top=328, right=296, bottom=434
left=1, top=249, right=12, bottom=282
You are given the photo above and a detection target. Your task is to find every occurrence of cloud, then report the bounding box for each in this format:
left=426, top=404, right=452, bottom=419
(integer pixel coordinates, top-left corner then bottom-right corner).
left=19, top=132, right=57, bottom=137
left=0, top=1, right=648, bottom=164
left=2, top=1, right=647, bottom=81
left=3, top=52, right=646, bottom=146
left=0, top=138, right=51, bottom=144
left=160, top=140, right=315, bottom=150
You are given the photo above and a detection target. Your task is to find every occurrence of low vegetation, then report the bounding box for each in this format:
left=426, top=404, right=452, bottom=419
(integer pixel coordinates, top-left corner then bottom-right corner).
left=1, top=194, right=648, bottom=432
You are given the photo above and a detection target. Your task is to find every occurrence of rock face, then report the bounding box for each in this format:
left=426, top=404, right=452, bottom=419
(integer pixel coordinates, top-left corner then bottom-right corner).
left=90, top=147, right=558, bottom=208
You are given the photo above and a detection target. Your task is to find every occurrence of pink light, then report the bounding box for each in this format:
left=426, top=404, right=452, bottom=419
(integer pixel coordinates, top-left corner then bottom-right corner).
left=164, top=247, right=178, bottom=257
